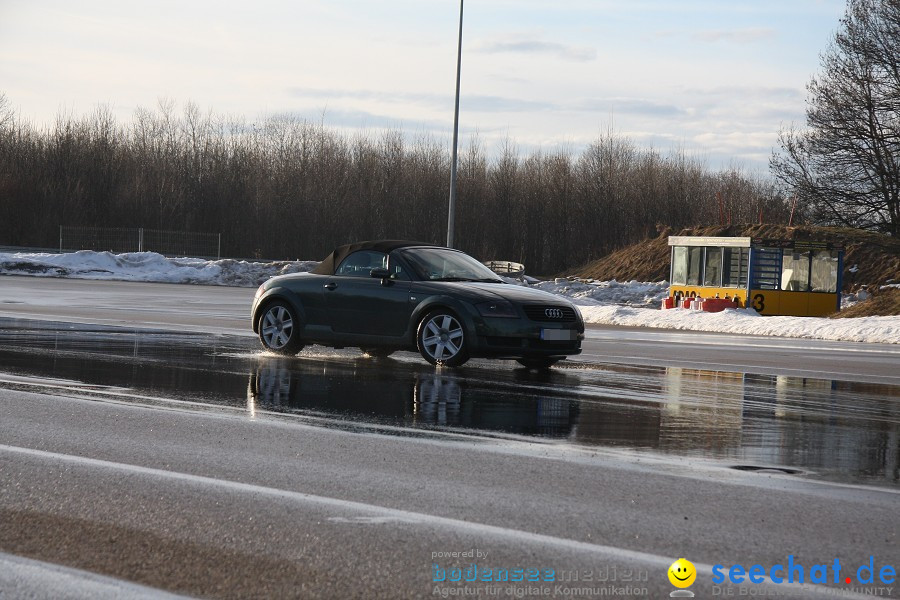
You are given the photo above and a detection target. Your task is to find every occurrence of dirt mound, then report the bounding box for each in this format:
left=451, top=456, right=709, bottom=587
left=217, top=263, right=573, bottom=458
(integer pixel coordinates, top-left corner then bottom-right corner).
left=564, top=224, right=900, bottom=315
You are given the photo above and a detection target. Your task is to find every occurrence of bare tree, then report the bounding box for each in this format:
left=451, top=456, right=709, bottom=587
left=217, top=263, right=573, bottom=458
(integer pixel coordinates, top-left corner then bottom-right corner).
left=0, top=93, right=13, bottom=132
left=771, top=0, right=900, bottom=235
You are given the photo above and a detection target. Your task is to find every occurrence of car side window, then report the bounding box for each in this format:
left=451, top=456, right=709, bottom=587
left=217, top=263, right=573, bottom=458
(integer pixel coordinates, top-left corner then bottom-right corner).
left=387, top=255, right=411, bottom=281
left=335, top=251, right=388, bottom=278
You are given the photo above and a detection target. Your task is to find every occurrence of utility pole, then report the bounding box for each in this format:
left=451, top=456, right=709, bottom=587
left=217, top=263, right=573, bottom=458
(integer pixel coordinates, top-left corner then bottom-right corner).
left=446, top=0, right=464, bottom=248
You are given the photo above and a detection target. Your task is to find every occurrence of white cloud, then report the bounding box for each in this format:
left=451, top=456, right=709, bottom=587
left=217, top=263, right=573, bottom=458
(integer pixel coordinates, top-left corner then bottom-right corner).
left=471, top=38, right=597, bottom=62
left=691, top=28, right=778, bottom=43
left=0, top=0, right=848, bottom=170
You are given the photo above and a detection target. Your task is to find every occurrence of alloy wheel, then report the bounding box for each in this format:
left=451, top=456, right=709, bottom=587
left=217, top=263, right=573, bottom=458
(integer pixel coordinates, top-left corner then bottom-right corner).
left=421, top=314, right=464, bottom=362
left=261, top=305, right=294, bottom=350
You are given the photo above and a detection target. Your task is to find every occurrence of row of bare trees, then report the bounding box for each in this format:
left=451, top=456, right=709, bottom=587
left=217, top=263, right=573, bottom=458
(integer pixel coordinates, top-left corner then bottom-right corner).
left=0, top=96, right=790, bottom=274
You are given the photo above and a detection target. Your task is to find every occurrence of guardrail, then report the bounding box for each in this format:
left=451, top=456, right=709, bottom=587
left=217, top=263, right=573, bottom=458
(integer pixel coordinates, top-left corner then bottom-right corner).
left=484, top=260, right=525, bottom=278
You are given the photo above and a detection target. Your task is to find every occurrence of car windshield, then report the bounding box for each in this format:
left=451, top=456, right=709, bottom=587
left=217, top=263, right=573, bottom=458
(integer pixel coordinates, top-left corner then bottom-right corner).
left=398, top=248, right=504, bottom=282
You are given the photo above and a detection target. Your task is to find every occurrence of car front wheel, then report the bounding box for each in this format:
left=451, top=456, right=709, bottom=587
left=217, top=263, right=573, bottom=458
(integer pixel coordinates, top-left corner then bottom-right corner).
left=258, top=301, right=304, bottom=355
left=417, top=310, right=469, bottom=367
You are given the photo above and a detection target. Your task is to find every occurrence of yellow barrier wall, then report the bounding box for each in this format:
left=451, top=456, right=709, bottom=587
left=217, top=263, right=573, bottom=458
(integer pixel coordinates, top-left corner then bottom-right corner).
left=668, top=287, right=838, bottom=316
left=668, top=285, right=746, bottom=307
left=746, top=290, right=838, bottom=316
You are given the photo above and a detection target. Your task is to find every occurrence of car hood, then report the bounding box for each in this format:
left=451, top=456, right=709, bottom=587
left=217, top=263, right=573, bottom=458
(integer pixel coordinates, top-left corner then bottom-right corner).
left=413, top=281, right=576, bottom=306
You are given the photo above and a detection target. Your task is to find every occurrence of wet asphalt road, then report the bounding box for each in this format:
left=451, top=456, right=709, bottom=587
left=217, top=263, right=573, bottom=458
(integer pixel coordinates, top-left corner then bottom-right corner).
left=1, top=275, right=898, bottom=384
left=0, top=276, right=898, bottom=599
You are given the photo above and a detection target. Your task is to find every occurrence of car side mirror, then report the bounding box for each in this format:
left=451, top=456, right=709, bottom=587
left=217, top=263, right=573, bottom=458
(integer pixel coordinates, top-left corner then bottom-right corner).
left=370, top=267, right=390, bottom=283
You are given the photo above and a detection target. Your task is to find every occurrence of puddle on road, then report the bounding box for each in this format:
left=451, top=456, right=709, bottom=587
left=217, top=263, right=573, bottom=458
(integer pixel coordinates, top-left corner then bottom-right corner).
left=0, top=318, right=897, bottom=486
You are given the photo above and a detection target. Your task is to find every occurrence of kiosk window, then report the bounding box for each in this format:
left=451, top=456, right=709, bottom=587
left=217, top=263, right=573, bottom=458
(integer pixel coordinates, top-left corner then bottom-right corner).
left=810, top=249, right=838, bottom=293
left=687, top=247, right=703, bottom=286
left=672, top=246, right=705, bottom=287
left=704, top=247, right=722, bottom=287
left=781, top=250, right=810, bottom=291
left=723, top=247, right=748, bottom=287
left=672, top=247, right=688, bottom=285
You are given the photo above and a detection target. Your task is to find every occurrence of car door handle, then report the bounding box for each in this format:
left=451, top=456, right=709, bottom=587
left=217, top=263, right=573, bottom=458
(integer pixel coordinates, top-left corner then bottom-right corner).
left=324, top=283, right=337, bottom=290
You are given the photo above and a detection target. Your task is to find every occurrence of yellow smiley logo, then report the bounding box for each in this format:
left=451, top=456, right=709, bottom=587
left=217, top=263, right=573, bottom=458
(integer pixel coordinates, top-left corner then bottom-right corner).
left=668, top=558, right=696, bottom=588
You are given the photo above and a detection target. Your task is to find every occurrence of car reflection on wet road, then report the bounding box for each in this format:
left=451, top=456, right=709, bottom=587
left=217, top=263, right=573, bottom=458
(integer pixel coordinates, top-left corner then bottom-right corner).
left=0, top=318, right=896, bottom=486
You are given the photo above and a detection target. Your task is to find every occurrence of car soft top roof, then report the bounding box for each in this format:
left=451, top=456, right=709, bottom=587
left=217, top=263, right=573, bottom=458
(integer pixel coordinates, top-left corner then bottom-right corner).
left=311, top=240, right=438, bottom=275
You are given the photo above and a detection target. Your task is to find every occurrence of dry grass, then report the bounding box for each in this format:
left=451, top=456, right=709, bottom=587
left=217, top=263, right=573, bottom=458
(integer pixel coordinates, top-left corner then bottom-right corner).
left=832, top=287, right=900, bottom=318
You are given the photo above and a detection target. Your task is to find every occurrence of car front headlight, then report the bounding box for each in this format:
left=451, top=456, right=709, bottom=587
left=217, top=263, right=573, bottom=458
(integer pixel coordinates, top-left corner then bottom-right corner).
left=475, top=300, right=518, bottom=318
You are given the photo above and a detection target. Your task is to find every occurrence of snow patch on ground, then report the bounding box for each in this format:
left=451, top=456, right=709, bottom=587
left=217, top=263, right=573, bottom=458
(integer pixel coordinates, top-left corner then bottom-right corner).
left=530, top=278, right=669, bottom=307
left=2, top=250, right=898, bottom=344
left=577, top=305, right=900, bottom=344
left=0, top=251, right=317, bottom=287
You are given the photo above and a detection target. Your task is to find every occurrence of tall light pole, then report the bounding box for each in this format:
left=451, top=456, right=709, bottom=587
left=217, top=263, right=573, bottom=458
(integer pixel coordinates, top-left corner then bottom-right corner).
left=446, top=0, right=464, bottom=248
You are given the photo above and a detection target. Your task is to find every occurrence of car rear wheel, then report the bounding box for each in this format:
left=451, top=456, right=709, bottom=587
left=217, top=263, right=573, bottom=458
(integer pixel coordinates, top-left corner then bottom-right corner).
left=258, top=301, right=304, bottom=355
left=417, top=310, right=469, bottom=367
left=516, top=358, right=560, bottom=370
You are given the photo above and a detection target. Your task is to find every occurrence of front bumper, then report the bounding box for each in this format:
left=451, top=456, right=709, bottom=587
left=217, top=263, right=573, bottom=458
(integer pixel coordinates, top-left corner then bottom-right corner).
left=477, top=334, right=583, bottom=358
left=468, top=313, right=584, bottom=359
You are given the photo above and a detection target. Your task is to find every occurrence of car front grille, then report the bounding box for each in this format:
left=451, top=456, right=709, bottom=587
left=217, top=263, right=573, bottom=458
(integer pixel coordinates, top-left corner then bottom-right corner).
left=522, top=305, right=578, bottom=323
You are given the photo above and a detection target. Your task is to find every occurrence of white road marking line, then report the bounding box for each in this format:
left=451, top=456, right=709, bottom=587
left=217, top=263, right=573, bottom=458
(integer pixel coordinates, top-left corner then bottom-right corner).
left=0, top=551, right=189, bottom=599
left=583, top=330, right=900, bottom=354
left=573, top=354, right=900, bottom=384
left=4, top=377, right=899, bottom=498
left=0, top=443, right=879, bottom=599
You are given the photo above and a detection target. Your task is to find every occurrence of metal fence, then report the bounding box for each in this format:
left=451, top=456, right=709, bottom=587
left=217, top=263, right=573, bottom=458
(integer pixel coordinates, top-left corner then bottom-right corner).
left=59, top=226, right=221, bottom=259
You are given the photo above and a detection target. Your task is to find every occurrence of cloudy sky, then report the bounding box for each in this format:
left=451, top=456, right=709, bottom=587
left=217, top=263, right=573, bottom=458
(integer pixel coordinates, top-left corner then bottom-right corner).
left=0, top=0, right=846, bottom=170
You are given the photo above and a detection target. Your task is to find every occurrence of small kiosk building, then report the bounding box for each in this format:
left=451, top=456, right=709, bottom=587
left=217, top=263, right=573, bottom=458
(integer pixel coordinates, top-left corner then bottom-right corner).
left=667, top=236, right=843, bottom=317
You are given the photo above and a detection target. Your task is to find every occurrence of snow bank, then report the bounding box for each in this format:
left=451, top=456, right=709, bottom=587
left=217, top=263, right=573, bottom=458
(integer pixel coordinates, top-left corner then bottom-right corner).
left=2, top=250, right=898, bottom=343
left=531, top=278, right=899, bottom=344
left=0, top=251, right=317, bottom=287
left=529, top=278, right=669, bottom=307
left=576, top=305, right=900, bottom=344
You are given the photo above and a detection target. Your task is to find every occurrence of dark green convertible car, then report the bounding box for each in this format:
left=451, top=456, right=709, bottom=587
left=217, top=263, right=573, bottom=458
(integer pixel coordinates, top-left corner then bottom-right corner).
left=251, top=240, right=584, bottom=368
